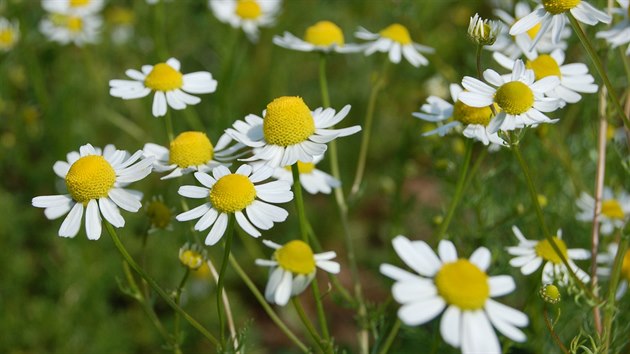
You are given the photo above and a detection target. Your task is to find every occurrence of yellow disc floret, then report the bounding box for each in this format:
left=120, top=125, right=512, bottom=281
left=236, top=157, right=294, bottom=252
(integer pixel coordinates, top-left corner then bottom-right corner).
left=70, top=0, right=90, bottom=7
left=535, top=237, right=569, bottom=264
left=539, top=284, right=561, bottom=304
left=235, top=0, right=262, bottom=20
left=179, top=249, right=204, bottom=270
left=495, top=81, right=534, bottom=115
left=379, top=23, right=412, bottom=45
left=274, top=240, right=316, bottom=275
left=209, top=174, right=256, bottom=213
left=453, top=100, right=494, bottom=126
left=0, top=28, right=16, bottom=49
left=284, top=161, right=316, bottom=174
left=66, top=16, right=83, bottom=32
left=526, top=22, right=542, bottom=40
left=169, top=131, right=214, bottom=168
left=601, top=199, right=625, bottom=219
left=304, top=21, right=345, bottom=47
left=145, top=63, right=183, bottom=91
left=526, top=55, right=562, bottom=81
left=621, top=250, right=630, bottom=283
left=263, top=96, right=315, bottom=147
left=542, top=0, right=581, bottom=14
left=435, top=259, right=489, bottom=310
left=146, top=199, right=172, bottom=229
left=65, top=155, right=116, bottom=204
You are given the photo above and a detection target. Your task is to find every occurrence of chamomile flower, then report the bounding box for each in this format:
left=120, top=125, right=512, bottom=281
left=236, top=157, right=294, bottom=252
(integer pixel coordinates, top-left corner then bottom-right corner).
left=42, top=0, right=105, bottom=16
left=597, top=0, right=630, bottom=55
left=176, top=165, right=292, bottom=245
left=510, top=0, right=611, bottom=50
left=381, top=236, right=528, bottom=353
left=355, top=24, right=434, bottom=67
left=597, top=243, right=630, bottom=298
left=255, top=239, right=340, bottom=306
left=459, top=59, right=562, bottom=133
left=143, top=131, right=244, bottom=180
left=0, top=18, right=19, bottom=52
left=273, top=20, right=361, bottom=53
left=413, top=83, right=505, bottom=146
left=468, top=13, right=500, bottom=46
left=145, top=195, right=174, bottom=232
left=39, top=12, right=102, bottom=46
left=270, top=154, right=340, bottom=194
left=576, top=187, right=630, bottom=235
left=109, top=58, right=217, bottom=118
left=32, top=144, right=153, bottom=240
left=179, top=242, right=207, bottom=270
left=494, top=48, right=598, bottom=104
left=489, top=1, right=569, bottom=58
left=507, top=226, right=590, bottom=285
left=225, top=96, right=361, bottom=168
left=209, top=0, right=281, bottom=42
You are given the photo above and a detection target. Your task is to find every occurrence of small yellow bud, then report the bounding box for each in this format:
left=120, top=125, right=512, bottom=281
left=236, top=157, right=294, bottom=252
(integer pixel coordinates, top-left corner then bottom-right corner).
left=178, top=243, right=206, bottom=270
left=540, top=284, right=561, bottom=304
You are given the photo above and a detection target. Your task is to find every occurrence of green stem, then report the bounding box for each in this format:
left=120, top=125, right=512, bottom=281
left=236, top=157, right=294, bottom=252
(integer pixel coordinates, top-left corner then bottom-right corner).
left=291, top=163, right=310, bottom=242
left=543, top=306, right=569, bottom=354
left=603, top=237, right=629, bottom=353
left=310, top=278, right=331, bottom=348
left=104, top=222, right=220, bottom=347
left=228, top=255, right=309, bottom=352
left=164, top=110, right=175, bottom=143
left=173, top=268, right=190, bottom=353
left=511, top=142, right=600, bottom=303
left=568, top=14, right=630, bottom=129
left=291, top=297, right=325, bottom=352
left=216, top=214, right=235, bottom=346
left=475, top=44, right=483, bottom=79
left=377, top=319, right=401, bottom=354
left=319, top=54, right=331, bottom=107
left=435, top=139, right=473, bottom=240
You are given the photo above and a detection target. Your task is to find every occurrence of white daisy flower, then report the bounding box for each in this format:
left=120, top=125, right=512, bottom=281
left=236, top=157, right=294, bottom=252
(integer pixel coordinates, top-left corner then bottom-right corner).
left=209, top=0, right=281, bottom=42
left=597, top=243, right=630, bottom=298
left=32, top=144, right=154, bottom=240
left=459, top=59, right=562, bottom=133
left=0, top=18, right=19, bottom=52
left=39, top=12, right=102, bottom=46
left=176, top=165, right=293, bottom=245
left=354, top=24, right=434, bottom=67
left=468, top=13, right=501, bottom=46
left=413, top=83, right=505, bottom=146
left=380, top=236, right=529, bottom=353
left=109, top=58, right=217, bottom=118
left=507, top=226, right=590, bottom=285
left=225, top=96, right=361, bottom=168
left=270, top=154, right=340, bottom=194
left=576, top=187, right=630, bottom=235
left=494, top=48, right=598, bottom=104
left=42, top=0, right=105, bottom=16
left=143, top=131, right=244, bottom=180
left=597, top=0, right=630, bottom=55
left=273, top=20, right=362, bottom=54
left=255, top=239, right=340, bottom=306
left=510, top=0, right=612, bottom=50
left=489, top=1, right=569, bottom=58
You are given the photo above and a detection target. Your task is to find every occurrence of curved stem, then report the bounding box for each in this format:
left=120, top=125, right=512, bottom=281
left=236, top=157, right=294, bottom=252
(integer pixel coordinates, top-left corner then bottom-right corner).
left=173, top=268, right=190, bottom=354
left=377, top=319, right=401, bottom=354
left=216, top=214, right=235, bottom=346
left=291, top=297, right=325, bottom=352
left=568, top=14, right=630, bottom=129
left=228, top=255, right=309, bottom=352
left=435, top=139, right=473, bottom=240
left=207, top=259, right=239, bottom=351
left=543, top=306, right=569, bottom=354
left=310, top=278, right=331, bottom=348
left=104, top=222, right=220, bottom=347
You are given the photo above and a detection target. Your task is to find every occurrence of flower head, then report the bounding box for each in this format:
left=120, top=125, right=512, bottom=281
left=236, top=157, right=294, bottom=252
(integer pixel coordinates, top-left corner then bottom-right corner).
left=0, top=18, right=19, bottom=51
left=255, top=239, right=340, bottom=306
left=597, top=243, right=630, bottom=298
left=270, top=154, right=340, bottom=194
left=576, top=187, right=630, bottom=235
left=355, top=24, right=434, bottom=67
left=381, top=236, right=528, bottom=353
left=32, top=144, right=153, bottom=240
left=507, top=226, right=590, bottom=285
left=179, top=242, right=207, bottom=270
left=39, top=12, right=102, bottom=46
left=209, top=0, right=281, bottom=42
left=273, top=20, right=362, bottom=53
left=42, top=0, right=105, bottom=15
left=176, top=165, right=293, bottom=245
left=468, top=13, right=500, bottom=46
left=539, top=284, right=561, bottom=304
left=226, top=96, right=360, bottom=168
left=145, top=195, right=174, bottom=231
left=597, top=0, right=630, bottom=56
left=109, top=58, right=217, bottom=117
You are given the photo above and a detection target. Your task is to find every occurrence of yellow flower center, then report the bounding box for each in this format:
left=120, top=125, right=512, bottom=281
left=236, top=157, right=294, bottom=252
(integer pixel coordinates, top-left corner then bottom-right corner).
left=284, top=161, right=316, bottom=174
left=179, top=249, right=204, bottom=269
left=235, top=0, right=262, bottom=20
left=0, top=29, right=15, bottom=47
left=147, top=200, right=172, bottom=229
left=263, top=96, right=315, bottom=147
left=526, top=22, right=542, bottom=39
left=526, top=55, right=562, bottom=81
left=70, top=0, right=90, bottom=7
left=65, top=155, right=116, bottom=204
left=435, top=259, right=489, bottom=310
left=144, top=63, right=183, bottom=92
left=304, top=21, right=345, bottom=47
left=542, top=0, right=581, bottom=14
left=453, top=100, right=494, bottom=126
left=621, top=250, right=630, bottom=283
left=540, top=284, right=561, bottom=304
left=495, top=81, right=534, bottom=115
left=379, top=23, right=412, bottom=45
left=535, top=237, right=569, bottom=264
left=168, top=131, right=214, bottom=168
left=66, top=16, right=83, bottom=32
left=209, top=174, right=256, bottom=213
left=274, top=240, right=316, bottom=275
left=601, top=199, right=625, bottom=219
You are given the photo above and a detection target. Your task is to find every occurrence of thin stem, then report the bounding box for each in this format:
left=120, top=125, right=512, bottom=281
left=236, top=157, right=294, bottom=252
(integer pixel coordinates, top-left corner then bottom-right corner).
left=603, top=237, right=629, bottom=353
left=291, top=164, right=310, bottom=242
left=511, top=143, right=600, bottom=302
left=310, top=278, right=331, bottom=347
left=173, top=268, right=190, bottom=354
left=216, top=214, right=235, bottom=346
left=228, top=254, right=309, bottom=352
left=568, top=14, right=630, bottom=129
left=319, top=54, right=331, bottom=108
left=164, top=110, right=175, bottom=143
left=543, top=306, right=569, bottom=354
left=377, top=319, right=401, bottom=354
left=291, top=297, right=325, bottom=352
left=207, top=259, right=239, bottom=352
left=435, top=139, right=474, bottom=240
left=104, top=222, right=220, bottom=347
left=475, top=44, right=483, bottom=79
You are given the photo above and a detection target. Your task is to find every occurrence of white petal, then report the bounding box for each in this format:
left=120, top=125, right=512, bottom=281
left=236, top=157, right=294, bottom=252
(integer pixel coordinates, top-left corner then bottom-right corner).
left=176, top=203, right=211, bottom=221
left=274, top=270, right=293, bottom=306
left=438, top=240, right=458, bottom=263
left=469, top=247, right=491, bottom=271
left=85, top=199, right=102, bottom=240
left=398, top=297, right=446, bottom=326
left=108, top=188, right=142, bottom=212
left=59, top=203, right=84, bottom=238
left=488, top=275, right=516, bottom=297
left=152, top=91, right=167, bottom=117
left=205, top=213, right=228, bottom=245
left=99, top=197, right=125, bottom=227
left=461, top=311, right=500, bottom=354
left=440, top=306, right=462, bottom=347
left=235, top=211, right=261, bottom=237
left=179, top=185, right=210, bottom=199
